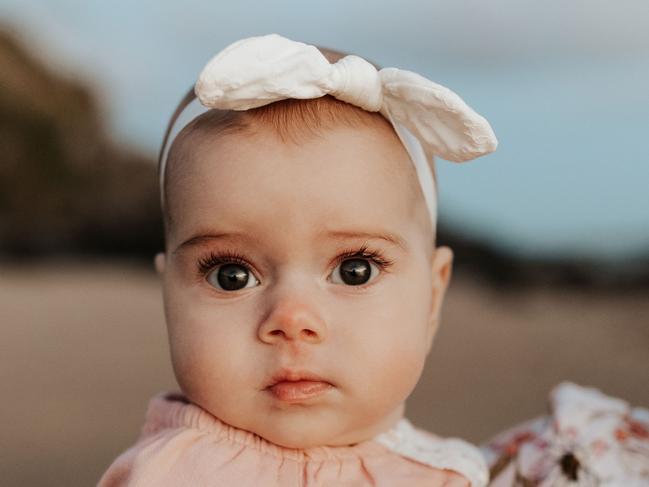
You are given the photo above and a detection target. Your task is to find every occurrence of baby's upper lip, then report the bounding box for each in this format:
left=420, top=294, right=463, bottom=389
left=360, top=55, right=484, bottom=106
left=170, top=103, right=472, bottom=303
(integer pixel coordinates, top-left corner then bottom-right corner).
left=265, top=368, right=333, bottom=388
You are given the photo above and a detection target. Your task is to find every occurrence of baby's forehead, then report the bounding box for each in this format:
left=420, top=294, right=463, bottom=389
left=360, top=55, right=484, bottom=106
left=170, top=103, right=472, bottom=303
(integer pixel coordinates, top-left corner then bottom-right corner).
left=167, top=115, right=430, bottom=240
left=184, top=114, right=417, bottom=198
left=163, top=97, right=433, bottom=246
left=170, top=97, right=418, bottom=189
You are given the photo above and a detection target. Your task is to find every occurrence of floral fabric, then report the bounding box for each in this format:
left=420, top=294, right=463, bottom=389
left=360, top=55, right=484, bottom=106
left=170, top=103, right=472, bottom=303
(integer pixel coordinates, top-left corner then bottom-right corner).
left=481, top=382, right=649, bottom=486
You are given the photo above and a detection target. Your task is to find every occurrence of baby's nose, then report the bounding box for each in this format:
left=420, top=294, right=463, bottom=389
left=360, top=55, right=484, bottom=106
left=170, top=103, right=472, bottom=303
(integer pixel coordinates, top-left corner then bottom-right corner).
left=257, top=296, right=327, bottom=345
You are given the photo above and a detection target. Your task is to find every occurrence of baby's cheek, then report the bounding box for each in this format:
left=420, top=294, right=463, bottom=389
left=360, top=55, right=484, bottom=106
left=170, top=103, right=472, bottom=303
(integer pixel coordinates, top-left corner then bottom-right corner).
left=353, top=334, right=427, bottom=414
left=341, top=299, right=431, bottom=406
left=166, top=307, right=243, bottom=403
left=381, top=341, right=427, bottom=399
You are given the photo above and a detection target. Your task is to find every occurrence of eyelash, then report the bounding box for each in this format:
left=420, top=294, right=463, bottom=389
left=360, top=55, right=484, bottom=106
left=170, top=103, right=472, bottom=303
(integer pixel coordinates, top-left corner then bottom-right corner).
left=196, top=250, right=250, bottom=278
left=333, top=245, right=395, bottom=273
left=195, top=245, right=395, bottom=284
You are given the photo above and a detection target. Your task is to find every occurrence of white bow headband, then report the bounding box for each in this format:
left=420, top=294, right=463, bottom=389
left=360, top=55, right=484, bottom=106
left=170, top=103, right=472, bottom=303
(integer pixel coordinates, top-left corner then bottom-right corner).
left=159, top=33, right=498, bottom=230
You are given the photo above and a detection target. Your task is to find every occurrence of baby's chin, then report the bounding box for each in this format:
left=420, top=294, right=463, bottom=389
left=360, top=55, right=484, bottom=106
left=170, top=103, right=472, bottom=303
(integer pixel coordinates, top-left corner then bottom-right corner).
left=253, top=418, right=367, bottom=449
left=246, top=406, right=402, bottom=449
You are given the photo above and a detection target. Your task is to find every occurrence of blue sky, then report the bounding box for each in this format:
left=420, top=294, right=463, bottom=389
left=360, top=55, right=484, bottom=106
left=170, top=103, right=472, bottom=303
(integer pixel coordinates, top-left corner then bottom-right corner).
left=2, top=0, right=648, bottom=260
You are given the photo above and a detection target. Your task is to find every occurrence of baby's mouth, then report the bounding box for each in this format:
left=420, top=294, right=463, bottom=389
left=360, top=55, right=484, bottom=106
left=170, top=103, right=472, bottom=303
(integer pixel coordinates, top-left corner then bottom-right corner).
left=265, top=369, right=334, bottom=403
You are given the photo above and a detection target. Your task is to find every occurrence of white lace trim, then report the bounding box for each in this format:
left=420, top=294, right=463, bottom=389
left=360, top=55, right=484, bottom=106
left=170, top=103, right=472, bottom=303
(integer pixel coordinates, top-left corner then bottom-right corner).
left=374, top=417, right=489, bottom=487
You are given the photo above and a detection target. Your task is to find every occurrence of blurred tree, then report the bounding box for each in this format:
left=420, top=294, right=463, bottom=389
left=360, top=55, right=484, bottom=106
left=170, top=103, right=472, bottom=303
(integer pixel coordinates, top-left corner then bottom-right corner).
left=0, top=28, right=164, bottom=258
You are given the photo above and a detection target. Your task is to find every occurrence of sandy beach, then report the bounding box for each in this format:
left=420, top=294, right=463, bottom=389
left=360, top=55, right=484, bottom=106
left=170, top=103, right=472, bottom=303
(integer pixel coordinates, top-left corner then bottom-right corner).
left=2, top=259, right=647, bottom=486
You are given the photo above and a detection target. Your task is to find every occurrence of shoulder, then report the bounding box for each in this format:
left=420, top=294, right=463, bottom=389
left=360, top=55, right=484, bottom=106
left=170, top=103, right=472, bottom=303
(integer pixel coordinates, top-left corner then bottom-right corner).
left=373, top=417, right=489, bottom=487
left=96, top=394, right=173, bottom=486
left=97, top=391, right=217, bottom=486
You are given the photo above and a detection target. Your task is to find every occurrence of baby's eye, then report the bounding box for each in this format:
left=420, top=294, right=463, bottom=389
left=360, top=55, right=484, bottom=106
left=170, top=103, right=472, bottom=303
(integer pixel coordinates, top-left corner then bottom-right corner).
left=330, top=258, right=381, bottom=286
left=205, top=263, right=260, bottom=291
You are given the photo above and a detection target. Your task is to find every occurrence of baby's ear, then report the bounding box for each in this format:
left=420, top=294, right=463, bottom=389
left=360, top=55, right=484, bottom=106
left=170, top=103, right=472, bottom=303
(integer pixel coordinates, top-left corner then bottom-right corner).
left=431, top=246, right=453, bottom=294
left=154, top=252, right=166, bottom=275
left=425, top=246, right=454, bottom=352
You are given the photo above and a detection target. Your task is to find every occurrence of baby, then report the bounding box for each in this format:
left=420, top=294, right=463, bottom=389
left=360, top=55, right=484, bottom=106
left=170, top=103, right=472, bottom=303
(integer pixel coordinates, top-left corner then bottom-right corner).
left=98, top=33, right=497, bottom=486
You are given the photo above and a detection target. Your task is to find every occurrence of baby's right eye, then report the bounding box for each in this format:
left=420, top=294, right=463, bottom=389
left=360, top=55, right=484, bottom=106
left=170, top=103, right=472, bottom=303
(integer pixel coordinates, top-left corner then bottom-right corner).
left=197, top=251, right=260, bottom=292
left=206, top=263, right=260, bottom=291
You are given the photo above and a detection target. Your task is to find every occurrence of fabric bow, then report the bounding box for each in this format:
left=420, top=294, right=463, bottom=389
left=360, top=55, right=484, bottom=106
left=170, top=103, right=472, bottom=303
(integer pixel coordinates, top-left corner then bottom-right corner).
left=194, top=33, right=498, bottom=163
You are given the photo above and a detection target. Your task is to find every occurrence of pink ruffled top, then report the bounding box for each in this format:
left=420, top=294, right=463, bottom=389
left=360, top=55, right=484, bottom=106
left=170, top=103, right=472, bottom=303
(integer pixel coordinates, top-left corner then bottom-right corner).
left=98, top=391, right=488, bottom=487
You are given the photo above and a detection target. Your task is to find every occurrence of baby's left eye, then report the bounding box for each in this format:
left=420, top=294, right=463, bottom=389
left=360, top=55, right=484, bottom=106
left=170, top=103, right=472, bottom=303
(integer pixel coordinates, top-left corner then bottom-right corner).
left=330, top=258, right=381, bottom=286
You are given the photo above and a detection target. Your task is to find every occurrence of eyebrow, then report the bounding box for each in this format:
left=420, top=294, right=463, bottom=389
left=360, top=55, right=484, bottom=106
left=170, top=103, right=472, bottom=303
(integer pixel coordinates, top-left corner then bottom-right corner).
left=173, top=232, right=247, bottom=255
left=319, top=229, right=408, bottom=251
left=173, top=229, right=408, bottom=255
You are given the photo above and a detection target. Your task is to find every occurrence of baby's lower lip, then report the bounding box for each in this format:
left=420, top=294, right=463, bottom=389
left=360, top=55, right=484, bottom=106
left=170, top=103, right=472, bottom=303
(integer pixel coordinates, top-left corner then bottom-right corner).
left=268, top=380, right=333, bottom=402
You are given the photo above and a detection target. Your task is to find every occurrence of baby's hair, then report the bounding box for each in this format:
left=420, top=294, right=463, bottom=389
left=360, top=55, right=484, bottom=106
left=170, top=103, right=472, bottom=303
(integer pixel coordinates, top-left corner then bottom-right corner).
left=158, top=46, right=435, bottom=246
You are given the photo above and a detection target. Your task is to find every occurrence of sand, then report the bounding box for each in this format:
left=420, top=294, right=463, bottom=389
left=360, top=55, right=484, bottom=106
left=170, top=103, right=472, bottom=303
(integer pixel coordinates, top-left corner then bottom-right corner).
left=2, top=259, right=647, bottom=486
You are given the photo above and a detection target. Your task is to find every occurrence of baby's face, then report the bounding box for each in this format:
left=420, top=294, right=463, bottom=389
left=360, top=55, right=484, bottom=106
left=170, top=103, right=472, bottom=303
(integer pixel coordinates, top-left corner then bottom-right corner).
left=154, top=120, right=453, bottom=448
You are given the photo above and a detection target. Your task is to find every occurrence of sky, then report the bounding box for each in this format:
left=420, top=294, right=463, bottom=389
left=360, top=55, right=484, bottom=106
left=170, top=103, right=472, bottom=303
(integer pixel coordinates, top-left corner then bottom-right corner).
left=1, top=0, right=648, bottom=260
